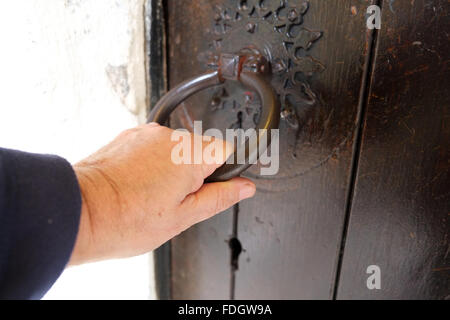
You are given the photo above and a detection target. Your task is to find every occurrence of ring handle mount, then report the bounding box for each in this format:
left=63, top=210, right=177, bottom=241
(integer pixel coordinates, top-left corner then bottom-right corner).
left=148, top=51, right=280, bottom=182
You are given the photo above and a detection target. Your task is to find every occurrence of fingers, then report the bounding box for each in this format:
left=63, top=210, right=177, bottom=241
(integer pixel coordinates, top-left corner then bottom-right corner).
left=138, top=124, right=235, bottom=197
left=168, top=128, right=234, bottom=193
left=178, top=177, right=256, bottom=226
left=198, top=136, right=234, bottom=179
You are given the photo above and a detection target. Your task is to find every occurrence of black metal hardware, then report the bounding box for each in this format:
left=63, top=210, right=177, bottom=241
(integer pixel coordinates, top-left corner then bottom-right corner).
left=148, top=51, right=280, bottom=182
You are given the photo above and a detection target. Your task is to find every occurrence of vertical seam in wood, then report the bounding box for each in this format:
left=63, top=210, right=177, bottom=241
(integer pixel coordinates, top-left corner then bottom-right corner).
left=230, top=101, right=245, bottom=300
left=230, top=203, right=239, bottom=300
left=147, top=0, right=171, bottom=300
left=331, top=0, right=383, bottom=300
left=147, top=0, right=168, bottom=113
left=161, top=0, right=171, bottom=299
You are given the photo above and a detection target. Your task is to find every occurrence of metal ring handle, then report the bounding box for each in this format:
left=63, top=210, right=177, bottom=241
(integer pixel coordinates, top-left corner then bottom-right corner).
left=148, top=70, right=280, bottom=182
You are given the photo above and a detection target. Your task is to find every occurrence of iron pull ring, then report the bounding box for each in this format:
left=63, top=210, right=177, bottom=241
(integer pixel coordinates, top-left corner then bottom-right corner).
left=148, top=60, right=280, bottom=182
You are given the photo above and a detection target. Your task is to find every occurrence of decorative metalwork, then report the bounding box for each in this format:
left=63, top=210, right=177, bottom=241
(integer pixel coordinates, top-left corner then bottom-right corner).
left=207, top=0, right=324, bottom=130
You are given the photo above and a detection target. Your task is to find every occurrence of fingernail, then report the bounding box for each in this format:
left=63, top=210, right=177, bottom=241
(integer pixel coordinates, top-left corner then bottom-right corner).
left=239, top=183, right=256, bottom=200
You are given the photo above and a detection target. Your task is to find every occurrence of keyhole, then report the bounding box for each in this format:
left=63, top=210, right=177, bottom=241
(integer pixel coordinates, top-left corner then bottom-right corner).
left=237, top=110, right=243, bottom=128
left=229, top=237, right=242, bottom=271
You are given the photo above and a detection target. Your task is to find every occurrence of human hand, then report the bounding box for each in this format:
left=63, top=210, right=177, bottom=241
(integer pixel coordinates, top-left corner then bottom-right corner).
left=69, top=123, right=256, bottom=265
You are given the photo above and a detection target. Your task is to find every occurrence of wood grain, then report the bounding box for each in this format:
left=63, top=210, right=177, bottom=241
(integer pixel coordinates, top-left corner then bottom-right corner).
left=336, top=0, right=450, bottom=299
left=160, top=0, right=449, bottom=300
left=234, top=0, right=377, bottom=299
left=166, top=0, right=235, bottom=299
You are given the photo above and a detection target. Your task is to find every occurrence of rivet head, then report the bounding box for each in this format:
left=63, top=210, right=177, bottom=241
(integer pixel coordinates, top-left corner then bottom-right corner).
left=211, top=97, right=221, bottom=108
left=288, top=9, right=299, bottom=22
left=272, top=59, right=287, bottom=73
left=245, top=22, right=256, bottom=33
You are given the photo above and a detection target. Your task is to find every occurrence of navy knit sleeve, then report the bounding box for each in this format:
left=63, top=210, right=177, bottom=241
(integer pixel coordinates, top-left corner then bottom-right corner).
left=0, top=148, right=82, bottom=299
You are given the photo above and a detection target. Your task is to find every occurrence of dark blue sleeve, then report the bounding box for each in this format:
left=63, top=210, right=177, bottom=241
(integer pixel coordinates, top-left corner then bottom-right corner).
left=0, top=147, right=82, bottom=300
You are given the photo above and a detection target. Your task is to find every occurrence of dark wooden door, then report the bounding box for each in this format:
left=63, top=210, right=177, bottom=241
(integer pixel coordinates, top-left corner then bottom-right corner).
left=150, top=0, right=449, bottom=299
left=336, top=0, right=450, bottom=299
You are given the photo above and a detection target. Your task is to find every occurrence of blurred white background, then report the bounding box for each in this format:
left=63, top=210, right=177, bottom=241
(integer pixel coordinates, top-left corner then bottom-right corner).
left=0, top=1, right=155, bottom=299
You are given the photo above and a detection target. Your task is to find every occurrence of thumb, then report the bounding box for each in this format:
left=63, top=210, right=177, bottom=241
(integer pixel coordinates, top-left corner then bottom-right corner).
left=178, top=177, right=256, bottom=225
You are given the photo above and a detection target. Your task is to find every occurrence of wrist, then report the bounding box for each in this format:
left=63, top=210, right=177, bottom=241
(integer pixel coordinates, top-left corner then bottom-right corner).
left=69, top=167, right=95, bottom=265
left=69, top=164, right=125, bottom=265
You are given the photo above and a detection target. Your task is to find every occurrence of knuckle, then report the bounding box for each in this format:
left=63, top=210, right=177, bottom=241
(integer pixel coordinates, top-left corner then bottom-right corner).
left=146, top=122, right=160, bottom=128
left=187, top=192, right=201, bottom=210
left=190, top=166, right=205, bottom=190
left=192, top=179, right=204, bottom=194
left=150, top=124, right=170, bottom=135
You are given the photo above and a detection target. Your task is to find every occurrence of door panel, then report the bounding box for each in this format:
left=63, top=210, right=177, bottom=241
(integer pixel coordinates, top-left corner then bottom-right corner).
left=157, top=0, right=448, bottom=299
left=235, top=0, right=377, bottom=299
left=164, top=0, right=377, bottom=299
left=337, top=0, right=450, bottom=299
left=171, top=213, right=234, bottom=299
left=166, top=0, right=235, bottom=299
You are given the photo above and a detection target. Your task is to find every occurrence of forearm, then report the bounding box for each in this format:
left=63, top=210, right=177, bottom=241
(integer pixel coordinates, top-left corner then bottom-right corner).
left=0, top=147, right=81, bottom=299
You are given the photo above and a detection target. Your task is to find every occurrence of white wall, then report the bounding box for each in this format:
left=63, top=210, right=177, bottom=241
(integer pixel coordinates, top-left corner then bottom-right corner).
left=0, top=0, right=155, bottom=299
